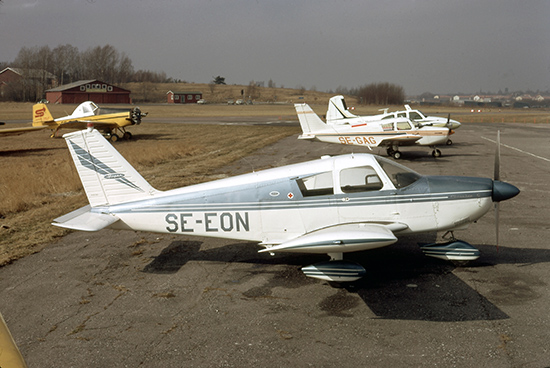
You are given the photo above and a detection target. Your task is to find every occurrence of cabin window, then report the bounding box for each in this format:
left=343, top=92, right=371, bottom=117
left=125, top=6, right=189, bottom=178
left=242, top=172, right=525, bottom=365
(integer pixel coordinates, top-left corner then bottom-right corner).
left=340, top=166, right=382, bottom=193
left=381, top=115, right=394, bottom=120
left=396, top=121, right=412, bottom=130
left=296, top=171, right=334, bottom=197
left=381, top=123, right=393, bottom=131
left=397, top=112, right=406, bottom=118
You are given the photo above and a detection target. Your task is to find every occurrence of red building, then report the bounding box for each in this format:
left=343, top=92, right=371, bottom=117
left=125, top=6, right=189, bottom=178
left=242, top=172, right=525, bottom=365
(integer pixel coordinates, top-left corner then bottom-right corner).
left=166, top=90, right=203, bottom=104
left=45, top=80, right=131, bottom=104
left=0, top=67, right=57, bottom=100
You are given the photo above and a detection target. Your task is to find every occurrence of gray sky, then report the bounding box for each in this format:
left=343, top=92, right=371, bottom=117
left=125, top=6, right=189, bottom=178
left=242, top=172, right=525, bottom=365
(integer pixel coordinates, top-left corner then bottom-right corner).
left=1, top=0, right=549, bottom=95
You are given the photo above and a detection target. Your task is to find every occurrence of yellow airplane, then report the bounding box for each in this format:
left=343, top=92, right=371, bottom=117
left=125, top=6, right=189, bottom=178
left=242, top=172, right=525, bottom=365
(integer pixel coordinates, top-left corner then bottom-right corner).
left=0, top=101, right=146, bottom=141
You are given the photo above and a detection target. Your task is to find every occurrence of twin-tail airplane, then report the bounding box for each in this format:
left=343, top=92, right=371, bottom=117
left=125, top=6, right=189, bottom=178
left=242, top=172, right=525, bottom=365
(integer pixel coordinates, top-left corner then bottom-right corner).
left=297, top=96, right=455, bottom=159
left=52, top=126, right=519, bottom=283
left=0, top=101, right=146, bottom=141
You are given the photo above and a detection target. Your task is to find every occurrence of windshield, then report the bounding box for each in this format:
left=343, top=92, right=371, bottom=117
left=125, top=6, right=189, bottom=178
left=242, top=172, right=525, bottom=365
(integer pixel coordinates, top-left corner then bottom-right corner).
left=409, top=111, right=424, bottom=120
left=375, top=156, right=422, bottom=188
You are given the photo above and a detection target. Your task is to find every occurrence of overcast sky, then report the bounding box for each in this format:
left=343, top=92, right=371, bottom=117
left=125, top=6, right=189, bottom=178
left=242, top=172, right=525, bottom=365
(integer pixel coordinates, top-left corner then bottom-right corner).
left=1, top=0, right=549, bottom=95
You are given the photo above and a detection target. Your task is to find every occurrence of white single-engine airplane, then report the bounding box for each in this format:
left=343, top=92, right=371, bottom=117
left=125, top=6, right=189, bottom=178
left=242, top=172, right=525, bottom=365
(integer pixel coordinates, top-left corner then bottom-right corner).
left=326, top=95, right=461, bottom=145
left=53, top=126, right=519, bottom=282
left=296, top=102, right=452, bottom=159
left=327, top=96, right=461, bottom=129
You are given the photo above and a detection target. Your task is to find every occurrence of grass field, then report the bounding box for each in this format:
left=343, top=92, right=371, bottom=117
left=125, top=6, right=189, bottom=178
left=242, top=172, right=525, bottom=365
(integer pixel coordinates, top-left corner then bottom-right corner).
left=0, top=101, right=548, bottom=266
left=0, top=110, right=300, bottom=265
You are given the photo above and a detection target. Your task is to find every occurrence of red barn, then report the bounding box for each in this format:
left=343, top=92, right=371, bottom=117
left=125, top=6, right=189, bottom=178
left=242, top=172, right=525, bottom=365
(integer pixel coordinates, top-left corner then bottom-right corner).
left=45, top=80, right=131, bottom=104
left=166, top=90, right=203, bottom=104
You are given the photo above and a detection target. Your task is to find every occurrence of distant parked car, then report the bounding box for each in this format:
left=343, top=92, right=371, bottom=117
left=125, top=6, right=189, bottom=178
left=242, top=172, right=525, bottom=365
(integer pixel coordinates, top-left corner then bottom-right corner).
left=235, top=99, right=244, bottom=105
left=227, top=99, right=234, bottom=105
left=197, top=99, right=206, bottom=104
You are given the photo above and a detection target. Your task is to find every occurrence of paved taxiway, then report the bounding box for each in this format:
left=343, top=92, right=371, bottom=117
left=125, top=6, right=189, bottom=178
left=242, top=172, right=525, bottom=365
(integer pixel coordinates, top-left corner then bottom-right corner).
left=1, top=120, right=549, bottom=367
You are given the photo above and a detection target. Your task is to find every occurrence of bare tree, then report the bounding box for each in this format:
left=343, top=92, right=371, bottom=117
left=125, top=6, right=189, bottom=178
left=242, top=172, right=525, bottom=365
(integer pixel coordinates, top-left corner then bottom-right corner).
left=52, top=44, right=80, bottom=85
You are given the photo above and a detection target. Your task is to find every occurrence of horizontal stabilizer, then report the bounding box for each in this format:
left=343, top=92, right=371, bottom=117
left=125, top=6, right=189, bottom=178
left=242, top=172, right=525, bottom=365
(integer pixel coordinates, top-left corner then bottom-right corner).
left=260, top=223, right=397, bottom=254
left=52, top=205, right=119, bottom=231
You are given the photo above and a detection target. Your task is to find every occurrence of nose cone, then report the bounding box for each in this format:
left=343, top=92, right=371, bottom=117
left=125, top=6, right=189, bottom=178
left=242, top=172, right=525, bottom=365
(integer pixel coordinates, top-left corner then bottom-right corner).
left=450, top=120, right=461, bottom=129
left=492, top=180, right=520, bottom=202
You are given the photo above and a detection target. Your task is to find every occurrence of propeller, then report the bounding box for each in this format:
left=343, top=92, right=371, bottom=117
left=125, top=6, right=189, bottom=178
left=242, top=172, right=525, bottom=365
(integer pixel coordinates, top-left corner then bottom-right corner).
left=494, top=130, right=501, bottom=249
left=446, top=113, right=452, bottom=129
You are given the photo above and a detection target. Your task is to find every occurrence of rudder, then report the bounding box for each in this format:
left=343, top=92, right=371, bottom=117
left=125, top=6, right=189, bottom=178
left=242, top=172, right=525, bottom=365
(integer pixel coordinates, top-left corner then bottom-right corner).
left=32, top=103, right=54, bottom=126
left=64, top=128, right=159, bottom=207
left=326, top=95, right=358, bottom=124
left=294, top=103, right=327, bottom=136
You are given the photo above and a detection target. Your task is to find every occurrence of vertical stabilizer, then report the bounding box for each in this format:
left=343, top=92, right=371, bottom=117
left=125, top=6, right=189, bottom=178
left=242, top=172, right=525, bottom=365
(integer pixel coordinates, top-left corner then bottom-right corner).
left=326, top=95, right=358, bottom=124
left=294, top=103, right=328, bottom=137
left=32, top=103, right=55, bottom=126
left=64, top=128, right=159, bottom=207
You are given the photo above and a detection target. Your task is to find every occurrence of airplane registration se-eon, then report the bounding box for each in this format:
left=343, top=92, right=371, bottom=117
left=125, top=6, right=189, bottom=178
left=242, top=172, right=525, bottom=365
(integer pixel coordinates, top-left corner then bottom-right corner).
left=53, top=126, right=519, bottom=283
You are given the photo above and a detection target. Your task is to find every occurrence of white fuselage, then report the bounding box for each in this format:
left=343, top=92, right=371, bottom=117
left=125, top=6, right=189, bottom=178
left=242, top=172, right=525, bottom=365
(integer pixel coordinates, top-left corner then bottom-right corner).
left=102, top=154, right=493, bottom=248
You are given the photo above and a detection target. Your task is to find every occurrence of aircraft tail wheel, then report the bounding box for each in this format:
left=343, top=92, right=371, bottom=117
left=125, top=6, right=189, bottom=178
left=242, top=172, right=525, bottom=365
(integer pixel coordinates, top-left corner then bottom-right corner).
left=110, top=133, right=119, bottom=142
left=432, top=149, right=442, bottom=157
left=392, top=151, right=402, bottom=159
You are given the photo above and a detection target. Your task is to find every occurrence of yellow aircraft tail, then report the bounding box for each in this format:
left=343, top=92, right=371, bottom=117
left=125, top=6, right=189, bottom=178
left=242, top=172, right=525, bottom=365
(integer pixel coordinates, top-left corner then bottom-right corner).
left=32, top=103, right=55, bottom=127
left=0, top=312, right=27, bottom=368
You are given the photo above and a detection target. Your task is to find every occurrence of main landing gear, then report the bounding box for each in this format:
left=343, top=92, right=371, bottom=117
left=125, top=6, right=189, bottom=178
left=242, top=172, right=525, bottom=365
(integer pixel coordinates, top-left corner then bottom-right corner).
left=106, top=128, right=133, bottom=142
left=431, top=146, right=442, bottom=157
left=386, top=146, right=442, bottom=159
left=386, top=147, right=402, bottom=159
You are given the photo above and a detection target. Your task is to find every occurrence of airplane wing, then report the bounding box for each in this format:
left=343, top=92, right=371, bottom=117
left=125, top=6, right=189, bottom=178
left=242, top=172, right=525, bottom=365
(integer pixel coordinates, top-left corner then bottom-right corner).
left=0, top=125, right=48, bottom=136
left=259, top=223, right=406, bottom=254
left=378, top=134, right=422, bottom=146
left=53, top=120, right=128, bottom=131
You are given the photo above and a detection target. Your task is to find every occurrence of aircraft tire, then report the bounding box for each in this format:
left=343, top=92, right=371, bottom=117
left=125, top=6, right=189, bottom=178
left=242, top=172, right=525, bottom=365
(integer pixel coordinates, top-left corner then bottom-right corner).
left=446, top=139, right=453, bottom=145
left=123, top=132, right=132, bottom=140
left=432, top=149, right=442, bottom=157
left=110, top=134, right=119, bottom=142
left=387, top=148, right=394, bottom=156
left=392, top=151, right=402, bottom=159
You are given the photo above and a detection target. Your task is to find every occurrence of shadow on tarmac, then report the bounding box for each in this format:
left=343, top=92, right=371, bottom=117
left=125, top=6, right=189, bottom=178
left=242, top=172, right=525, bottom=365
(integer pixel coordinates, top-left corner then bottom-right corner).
left=140, top=230, right=550, bottom=323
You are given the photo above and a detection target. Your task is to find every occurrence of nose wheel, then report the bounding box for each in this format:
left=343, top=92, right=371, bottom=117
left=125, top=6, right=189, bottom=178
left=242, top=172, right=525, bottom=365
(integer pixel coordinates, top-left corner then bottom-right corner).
left=431, top=148, right=442, bottom=157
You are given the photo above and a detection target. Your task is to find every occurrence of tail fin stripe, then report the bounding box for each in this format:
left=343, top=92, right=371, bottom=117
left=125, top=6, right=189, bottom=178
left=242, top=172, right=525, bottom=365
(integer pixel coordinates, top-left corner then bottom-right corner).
left=64, top=129, right=157, bottom=207
left=69, top=140, right=144, bottom=192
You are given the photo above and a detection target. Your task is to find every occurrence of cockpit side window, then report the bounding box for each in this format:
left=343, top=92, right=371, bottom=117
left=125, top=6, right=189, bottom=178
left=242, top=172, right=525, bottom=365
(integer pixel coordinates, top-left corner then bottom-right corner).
left=375, top=156, right=421, bottom=188
left=296, top=171, right=334, bottom=197
left=397, top=112, right=406, bottom=118
left=340, top=166, right=383, bottom=193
